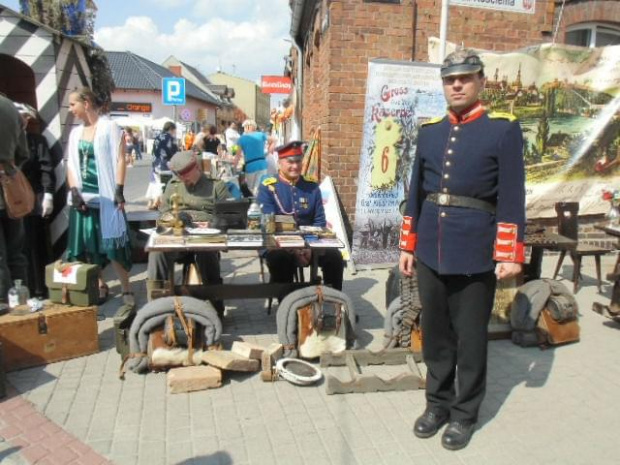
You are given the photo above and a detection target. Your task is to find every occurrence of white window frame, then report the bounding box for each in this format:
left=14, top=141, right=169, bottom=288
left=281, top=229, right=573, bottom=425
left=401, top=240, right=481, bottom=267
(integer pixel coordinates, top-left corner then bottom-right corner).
left=566, top=22, right=620, bottom=48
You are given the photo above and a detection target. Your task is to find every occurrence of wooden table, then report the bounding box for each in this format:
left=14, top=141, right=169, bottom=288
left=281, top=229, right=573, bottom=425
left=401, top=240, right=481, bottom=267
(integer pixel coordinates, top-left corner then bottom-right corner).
left=592, top=224, right=620, bottom=320
left=524, top=232, right=577, bottom=281
left=145, top=233, right=343, bottom=301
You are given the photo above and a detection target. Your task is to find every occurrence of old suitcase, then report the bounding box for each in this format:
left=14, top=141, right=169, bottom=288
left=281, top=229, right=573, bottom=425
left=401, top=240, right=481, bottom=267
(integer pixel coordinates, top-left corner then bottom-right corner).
left=45, top=261, right=99, bottom=307
left=0, top=303, right=99, bottom=371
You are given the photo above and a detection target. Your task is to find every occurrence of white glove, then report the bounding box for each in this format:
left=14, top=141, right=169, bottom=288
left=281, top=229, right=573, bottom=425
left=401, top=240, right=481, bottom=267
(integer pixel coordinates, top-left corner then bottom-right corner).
left=41, top=193, right=54, bottom=217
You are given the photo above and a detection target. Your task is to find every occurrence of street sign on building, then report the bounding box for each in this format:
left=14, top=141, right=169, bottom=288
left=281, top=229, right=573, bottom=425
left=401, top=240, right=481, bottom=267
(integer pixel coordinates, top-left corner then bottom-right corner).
left=450, top=0, right=535, bottom=15
left=261, top=76, right=292, bottom=94
left=162, top=77, right=186, bottom=105
left=179, top=108, right=192, bottom=121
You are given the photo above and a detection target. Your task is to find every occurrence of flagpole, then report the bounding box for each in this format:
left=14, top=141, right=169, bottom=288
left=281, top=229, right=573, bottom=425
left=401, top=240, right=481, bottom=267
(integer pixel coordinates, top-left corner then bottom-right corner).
left=439, top=0, right=449, bottom=62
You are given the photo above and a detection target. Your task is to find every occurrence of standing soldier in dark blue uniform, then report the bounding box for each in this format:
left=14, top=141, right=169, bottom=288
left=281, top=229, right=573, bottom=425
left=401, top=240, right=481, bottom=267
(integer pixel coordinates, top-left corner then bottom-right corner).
left=399, top=49, right=526, bottom=450
left=257, top=141, right=344, bottom=291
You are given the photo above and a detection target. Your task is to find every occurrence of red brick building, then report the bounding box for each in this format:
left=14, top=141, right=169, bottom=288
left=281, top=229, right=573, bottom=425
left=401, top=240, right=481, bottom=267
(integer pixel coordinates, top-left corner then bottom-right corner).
left=288, top=0, right=620, bottom=226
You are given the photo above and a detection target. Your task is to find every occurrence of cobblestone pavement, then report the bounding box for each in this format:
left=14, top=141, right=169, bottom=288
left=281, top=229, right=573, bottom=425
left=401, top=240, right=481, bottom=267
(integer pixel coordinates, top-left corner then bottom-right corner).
left=1, top=252, right=620, bottom=464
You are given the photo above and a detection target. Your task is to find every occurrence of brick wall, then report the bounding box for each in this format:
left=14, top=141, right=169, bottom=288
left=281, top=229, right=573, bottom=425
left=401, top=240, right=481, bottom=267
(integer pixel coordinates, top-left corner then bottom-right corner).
left=300, top=0, right=556, bottom=222
left=556, top=0, right=620, bottom=40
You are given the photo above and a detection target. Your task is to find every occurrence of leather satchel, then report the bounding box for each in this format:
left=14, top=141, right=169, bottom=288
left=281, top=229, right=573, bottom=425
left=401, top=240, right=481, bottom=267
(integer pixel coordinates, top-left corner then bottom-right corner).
left=0, top=163, right=35, bottom=219
left=537, top=307, right=580, bottom=347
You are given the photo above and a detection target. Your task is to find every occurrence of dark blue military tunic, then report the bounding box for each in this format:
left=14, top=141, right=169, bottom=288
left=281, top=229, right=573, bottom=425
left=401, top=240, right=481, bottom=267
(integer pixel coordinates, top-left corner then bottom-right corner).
left=400, top=104, right=526, bottom=275
left=256, top=175, right=326, bottom=227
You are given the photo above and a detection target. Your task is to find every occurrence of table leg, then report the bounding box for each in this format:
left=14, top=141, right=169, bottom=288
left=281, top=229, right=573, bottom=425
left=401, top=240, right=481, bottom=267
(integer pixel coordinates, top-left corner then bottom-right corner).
left=527, top=246, right=544, bottom=281
left=310, top=251, right=319, bottom=283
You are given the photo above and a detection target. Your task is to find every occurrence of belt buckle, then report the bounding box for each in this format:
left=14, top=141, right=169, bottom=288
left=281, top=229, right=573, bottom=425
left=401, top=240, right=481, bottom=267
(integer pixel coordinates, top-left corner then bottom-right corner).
left=438, top=194, right=449, bottom=206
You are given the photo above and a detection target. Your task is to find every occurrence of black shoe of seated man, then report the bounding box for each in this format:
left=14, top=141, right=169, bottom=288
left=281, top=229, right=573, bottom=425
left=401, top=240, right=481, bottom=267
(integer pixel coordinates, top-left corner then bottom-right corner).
left=413, top=409, right=449, bottom=438
left=441, top=420, right=476, bottom=451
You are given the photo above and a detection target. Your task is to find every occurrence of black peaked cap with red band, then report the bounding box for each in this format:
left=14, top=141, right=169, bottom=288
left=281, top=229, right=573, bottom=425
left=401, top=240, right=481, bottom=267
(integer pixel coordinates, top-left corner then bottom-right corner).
left=275, top=141, right=305, bottom=160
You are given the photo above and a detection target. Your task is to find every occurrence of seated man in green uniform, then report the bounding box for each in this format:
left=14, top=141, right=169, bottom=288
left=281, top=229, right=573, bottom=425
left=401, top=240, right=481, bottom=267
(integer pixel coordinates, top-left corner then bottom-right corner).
left=147, top=151, right=230, bottom=314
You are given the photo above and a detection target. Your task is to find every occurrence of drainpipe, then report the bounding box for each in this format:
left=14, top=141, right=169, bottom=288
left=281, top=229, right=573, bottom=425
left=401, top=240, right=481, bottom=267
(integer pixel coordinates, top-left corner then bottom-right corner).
left=290, top=0, right=306, bottom=140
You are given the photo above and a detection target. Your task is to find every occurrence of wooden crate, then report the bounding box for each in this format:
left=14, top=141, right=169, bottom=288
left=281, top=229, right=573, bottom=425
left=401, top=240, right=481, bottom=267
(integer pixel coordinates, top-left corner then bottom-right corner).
left=0, top=303, right=99, bottom=372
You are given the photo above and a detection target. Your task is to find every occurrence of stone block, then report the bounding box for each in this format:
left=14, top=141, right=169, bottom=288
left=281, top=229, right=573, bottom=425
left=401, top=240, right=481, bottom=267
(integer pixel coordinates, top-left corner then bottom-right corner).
left=260, top=343, right=283, bottom=382
left=231, top=341, right=265, bottom=360
left=167, top=366, right=222, bottom=394
left=201, top=351, right=260, bottom=372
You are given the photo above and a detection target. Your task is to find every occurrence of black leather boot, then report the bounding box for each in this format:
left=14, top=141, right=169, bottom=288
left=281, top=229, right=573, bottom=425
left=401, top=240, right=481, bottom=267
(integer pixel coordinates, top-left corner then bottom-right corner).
left=413, top=409, right=449, bottom=438
left=441, top=420, right=476, bottom=450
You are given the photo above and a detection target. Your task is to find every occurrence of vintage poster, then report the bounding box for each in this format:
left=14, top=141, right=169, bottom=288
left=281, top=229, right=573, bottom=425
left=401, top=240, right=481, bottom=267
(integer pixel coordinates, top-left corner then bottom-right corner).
left=351, top=60, right=445, bottom=266
left=479, top=44, right=620, bottom=218
left=352, top=46, right=620, bottom=267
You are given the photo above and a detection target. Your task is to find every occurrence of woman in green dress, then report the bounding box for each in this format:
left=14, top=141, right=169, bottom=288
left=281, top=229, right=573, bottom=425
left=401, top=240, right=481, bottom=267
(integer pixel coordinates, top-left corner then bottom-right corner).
left=65, top=88, right=133, bottom=305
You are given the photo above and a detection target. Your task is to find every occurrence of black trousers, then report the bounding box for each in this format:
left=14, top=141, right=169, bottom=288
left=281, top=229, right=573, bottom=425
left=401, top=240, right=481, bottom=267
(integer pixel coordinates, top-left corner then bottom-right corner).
left=147, top=251, right=224, bottom=314
left=24, top=215, right=52, bottom=298
left=417, top=260, right=496, bottom=422
left=265, top=249, right=344, bottom=291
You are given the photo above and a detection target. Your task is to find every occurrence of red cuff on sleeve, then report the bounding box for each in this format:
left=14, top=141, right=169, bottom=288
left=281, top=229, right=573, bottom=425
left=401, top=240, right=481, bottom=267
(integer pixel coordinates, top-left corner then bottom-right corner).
left=494, top=222, right=525, bottom=263
left=399, top=216, right=417, bottom=252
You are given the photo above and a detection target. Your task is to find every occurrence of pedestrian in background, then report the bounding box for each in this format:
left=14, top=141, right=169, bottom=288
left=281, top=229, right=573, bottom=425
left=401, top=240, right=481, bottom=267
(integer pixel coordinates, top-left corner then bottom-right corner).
left=184, top=129, right=195, bottom=151
left=15, top=102, right=55, bottom=298
left=399, top=49, right=525, bottom=450
left=224, top=121, right=240, bottom=153
left=123, top=127, right=134, bottom=167
left=65, top=87, right=134, bottom=305
left=236, top=119, right=275, bottom=196
left=146, top=121, right=178, bottom=210
left=0, top=94, right=29, bottom=304
left=201, top=125, right=221, bottom=157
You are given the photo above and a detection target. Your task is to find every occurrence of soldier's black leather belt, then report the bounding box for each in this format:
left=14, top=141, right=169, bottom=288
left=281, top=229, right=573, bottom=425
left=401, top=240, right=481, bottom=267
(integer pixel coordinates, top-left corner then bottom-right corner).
left=426, top=193, right=496, bottom=214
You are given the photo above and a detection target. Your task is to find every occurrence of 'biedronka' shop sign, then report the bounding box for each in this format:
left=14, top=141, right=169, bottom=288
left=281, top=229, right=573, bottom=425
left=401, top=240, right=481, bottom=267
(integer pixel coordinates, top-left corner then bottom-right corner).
left=450, top=0, right=536, bottom=15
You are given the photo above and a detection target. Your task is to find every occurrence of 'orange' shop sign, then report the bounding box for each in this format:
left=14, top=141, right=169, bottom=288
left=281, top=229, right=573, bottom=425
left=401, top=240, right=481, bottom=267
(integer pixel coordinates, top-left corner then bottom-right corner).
left=261, top=76, right=292, bottom=94
left=110, top=102, right=153, bottom=113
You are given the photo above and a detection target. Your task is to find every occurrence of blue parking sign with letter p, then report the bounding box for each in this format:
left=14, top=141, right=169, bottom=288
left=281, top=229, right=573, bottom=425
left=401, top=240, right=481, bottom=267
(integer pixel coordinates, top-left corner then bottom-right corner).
left=162, top=77, right=186, bottom=105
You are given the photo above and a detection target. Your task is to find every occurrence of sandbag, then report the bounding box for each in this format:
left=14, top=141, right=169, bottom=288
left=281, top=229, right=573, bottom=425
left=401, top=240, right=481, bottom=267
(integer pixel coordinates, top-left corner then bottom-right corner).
left=122, top=296, right=222, bottom=376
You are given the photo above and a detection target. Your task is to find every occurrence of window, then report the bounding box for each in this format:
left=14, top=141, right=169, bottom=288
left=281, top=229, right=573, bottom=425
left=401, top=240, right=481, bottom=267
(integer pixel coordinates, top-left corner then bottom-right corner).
left=565, top=23, right=620, bottom=48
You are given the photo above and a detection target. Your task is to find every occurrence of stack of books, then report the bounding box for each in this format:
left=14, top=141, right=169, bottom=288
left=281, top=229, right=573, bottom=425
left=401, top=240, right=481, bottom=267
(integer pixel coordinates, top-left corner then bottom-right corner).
left=273, top=235, right=306, bottom=248
left=275, top=215, right=297, bottom=232
left=227, top=234, right=264, bottom=247
left=304, top=236, right=344, bottom=248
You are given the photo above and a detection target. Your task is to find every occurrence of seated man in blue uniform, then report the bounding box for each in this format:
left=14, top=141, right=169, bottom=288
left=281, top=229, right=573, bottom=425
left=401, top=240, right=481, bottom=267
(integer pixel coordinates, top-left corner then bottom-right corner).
left=399, top=49, right=526, bottom=451
left=256, top=141, right=344, bottom=291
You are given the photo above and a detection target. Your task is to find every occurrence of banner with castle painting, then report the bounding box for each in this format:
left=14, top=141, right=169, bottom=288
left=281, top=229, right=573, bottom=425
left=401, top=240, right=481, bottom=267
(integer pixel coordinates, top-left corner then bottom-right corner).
left=351, top=45, right=620, bottom=267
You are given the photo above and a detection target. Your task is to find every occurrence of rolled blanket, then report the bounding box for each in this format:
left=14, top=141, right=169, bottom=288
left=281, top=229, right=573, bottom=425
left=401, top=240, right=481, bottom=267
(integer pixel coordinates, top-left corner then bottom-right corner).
left=124, top=296, right=222, bottom=375
left=276, top=286, right=357, bottom=358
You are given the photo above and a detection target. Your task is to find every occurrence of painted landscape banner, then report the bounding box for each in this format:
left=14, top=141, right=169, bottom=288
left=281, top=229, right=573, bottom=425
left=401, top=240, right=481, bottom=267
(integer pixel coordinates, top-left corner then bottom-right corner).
left=351, top=45, right=620, bottom=267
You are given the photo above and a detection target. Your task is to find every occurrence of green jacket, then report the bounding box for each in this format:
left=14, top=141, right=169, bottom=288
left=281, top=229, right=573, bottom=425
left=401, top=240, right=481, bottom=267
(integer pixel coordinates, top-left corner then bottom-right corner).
left=0, top=95, right=29, bottom=210
left=160, top=174, right=231, bottom=222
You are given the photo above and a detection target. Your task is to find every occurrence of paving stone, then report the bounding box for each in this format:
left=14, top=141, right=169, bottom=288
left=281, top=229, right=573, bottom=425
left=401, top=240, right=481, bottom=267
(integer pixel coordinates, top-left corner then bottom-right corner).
left=168, top=366, right=223, bottom=393
left=232, top=340, right=267, bottom=360
left=202, top=351, right=260, bottom=371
